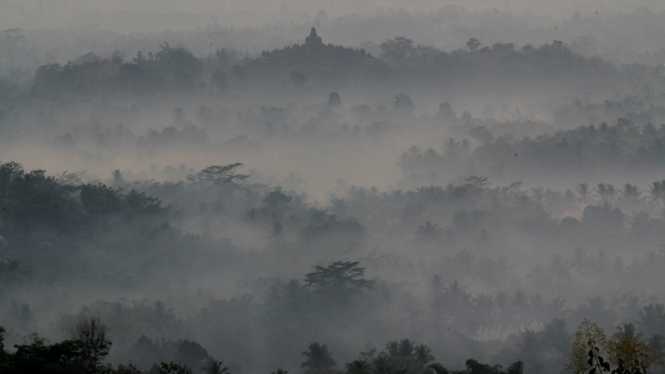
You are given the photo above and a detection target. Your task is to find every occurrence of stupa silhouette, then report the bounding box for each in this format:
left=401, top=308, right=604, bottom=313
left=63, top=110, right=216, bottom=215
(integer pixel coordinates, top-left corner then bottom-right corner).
left=305, top=27, right=323, bottom=45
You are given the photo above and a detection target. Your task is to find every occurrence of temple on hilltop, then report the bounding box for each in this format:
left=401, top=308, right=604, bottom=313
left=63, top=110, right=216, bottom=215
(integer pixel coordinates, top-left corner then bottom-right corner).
left=305, top=27, right=323, bottom=46
left=247, top=27, right=375, bottom=80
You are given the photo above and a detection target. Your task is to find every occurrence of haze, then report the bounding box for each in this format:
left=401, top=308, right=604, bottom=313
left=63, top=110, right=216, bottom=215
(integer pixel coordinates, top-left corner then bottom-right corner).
left=1, top=1, right=665, bottom=374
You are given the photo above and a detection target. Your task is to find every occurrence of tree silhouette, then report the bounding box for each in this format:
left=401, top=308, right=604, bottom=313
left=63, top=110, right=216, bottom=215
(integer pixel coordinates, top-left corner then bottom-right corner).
left=301, top=343, right=336, bottom=374
left=346, top=360, right=371, bottom=374
left=467, top=38, right=481, bottom=52
left=416, top=221, right=442, bottom=243
left=211, top=70, right=228, bottom=91
left=327, top=92, right=342, bottom=108
left=0, top=325, right=5, bottom=355
left=394, top=93, right=415, bottom=114
left=159, top=361, right=194, bottom=374
left=72, top=317, right=112, bottom=372
left=380, top=37, right=415, bottom=65
left=304, top=261, right=373, bottom=292
left=636, top=304, right=665, bottom=336
left=187, top=163, right=249, bottom=186
left=412, top=344, right=435, bottom=373
left=290, top=70, right=308, bottom=88
left=203, top=359, right=229, bottom=374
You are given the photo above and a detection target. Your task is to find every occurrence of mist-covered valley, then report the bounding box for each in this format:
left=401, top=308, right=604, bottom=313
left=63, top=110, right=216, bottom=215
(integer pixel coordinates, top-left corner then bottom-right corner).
left=2, top=2, right=665, bottom=374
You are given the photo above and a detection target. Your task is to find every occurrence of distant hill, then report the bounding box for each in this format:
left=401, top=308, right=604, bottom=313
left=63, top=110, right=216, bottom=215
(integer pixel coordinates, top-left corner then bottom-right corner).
left=248, top=27, right=375, bottom=80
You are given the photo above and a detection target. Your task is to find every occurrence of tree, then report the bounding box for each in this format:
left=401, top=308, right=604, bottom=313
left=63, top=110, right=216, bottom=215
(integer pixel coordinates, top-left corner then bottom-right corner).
left=203, top=359, right=229, bottom=374
left=374, top=354, right=408, bottom=374
left=380, top=37, right=415, bottom=66
left=304, top=261, right=373, bottom=298
left=504, top=361, right=524, bottom=374
left=211, top=70, right=228, bottom=90
left=111, top=169, right=125, bottom=186
left=464, top=175, right=489, bottom=190
left=0, top=161, right=76, bottom=231
left=607, top=330, right=656, bottom=373
left=346, top=360, right=371, bottom=374
left=124, top=189, right=164, bottom=215
left=416, top=221, right=442, bottom=243
left=428, top=363, right=449, bottom=374
left=116, top=363, right=145, bottom=374
left=6, top=338, right=89, bottom=373
left=231, top=65, right=248, bottom=87
left=576, top=183, right=591, bottom=204
left=72, top=317, right=112, bottom=372
left=80, top=183, right=121, bottom=216
left=159, top=361, right=194, bottom=374
left=0, top=325, right=5, bottom=355
left=552, top=40, right=564, bottom=49
left=384, top=339, right=416, bottom=362
left=394, top=93, right=414, bottom=114
left=467, top=38, right=481, bottom=52
left=301, top=343, right=336, bottom=374
left=412, top=344, right=435, bottom=373
left=175, top=340, right=210, bottom=372
left=567, top=319, right=657, bottom=374
left=155, top=44, right=203, bottom=90
left=614, top=323, right=639, bottom=339
left=623, top=183, right=641, bottom=201
left=636, top=304, right=665, bottom=336
left=327, top=92, right=342, bottom=108
left=380, top=340, right=434, bottom=374
left=463, top=359, right=504, bottom=374
left=187, top=163, right=249, bottom=186
left=290, top=71, right=308, bottom=88
left=267, top=222, right=284, bottom=240
left=546, top=254, right=571, bottom=285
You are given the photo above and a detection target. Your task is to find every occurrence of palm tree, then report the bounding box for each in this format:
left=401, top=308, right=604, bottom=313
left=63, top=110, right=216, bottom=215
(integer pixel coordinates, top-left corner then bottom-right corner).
left=515, top=329, right=541, bottom=368
left=267, top=222, right=284, bottom=240
left=495, top=292, right=513, bottom=338
left=330, top=198, right=348, bottom=217
left=427, top=363, right=449, bottom=374
left=546, top=254, right=571, bottom=285
left=566, top=248, right=588, bottom=278
left=511, top=289, right=531, bottom=330
left=597, top=183, right=616, bottom=202
left=529, top=294, right=547, bottom=329
left=636, top=304, right=665, bottom=336
left=412, top=344, right=435, bottom=373
left=453, top=250, right=476, bottom=289
left=203, top=359, right=229, bottom=374
left=614, top=323, right=639, bottom=338
left=622, top=183, right=641, bottom=201
left=111, top=169, right=125, bottom=186
left=382, top=339, right=418, bottom=372
left=374, top=355, right=407, bottom=374
left=416, top=221, right=442, bottom=243
left=649, top=181, right=664, bottom=203
left=345, top=360, right=371, bottom=374
left=302, top=343, right=336, bottom=374
left=473, top=294, right=495, bottom=340
left=545, top=297, right=566, bottom=321
left=385, top=339, right=415, bottom=361
left=576, top=183, right=592, bottom=204
left=540, top=319, right=571, bottom=354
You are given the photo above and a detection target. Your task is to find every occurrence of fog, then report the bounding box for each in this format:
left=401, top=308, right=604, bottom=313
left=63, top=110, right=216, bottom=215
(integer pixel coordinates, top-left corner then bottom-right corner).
left=1, top=2, right=665, bottom=374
